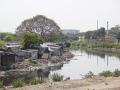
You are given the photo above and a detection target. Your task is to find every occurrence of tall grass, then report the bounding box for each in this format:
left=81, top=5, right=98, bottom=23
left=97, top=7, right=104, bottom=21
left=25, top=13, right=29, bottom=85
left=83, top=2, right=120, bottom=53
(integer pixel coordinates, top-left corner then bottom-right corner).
left=69, top=40, right=120, bottom=49
left=0, top=81, right=3, bottom=88
left=99, top=71, right=112, bottom=77
left=12, top=80, right=25, bottom=88
left=51, top=73, right=63, bottom=82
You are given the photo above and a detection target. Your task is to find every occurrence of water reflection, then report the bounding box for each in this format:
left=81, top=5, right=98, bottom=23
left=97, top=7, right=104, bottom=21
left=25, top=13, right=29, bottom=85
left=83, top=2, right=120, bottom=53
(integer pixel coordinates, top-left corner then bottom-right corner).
left=51, top=49, right=120, bottom=79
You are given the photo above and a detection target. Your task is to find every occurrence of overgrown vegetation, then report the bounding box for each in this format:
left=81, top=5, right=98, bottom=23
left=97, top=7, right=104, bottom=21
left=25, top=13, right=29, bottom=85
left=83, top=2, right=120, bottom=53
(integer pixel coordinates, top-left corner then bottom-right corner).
left=84, top=27, right=105, bottom=40
left=84, top=71, right=94, bottom=78
left=65, top=41, right=71, bottom=48
left=16, top=15, right=63, bottom=42
left=22, top=32, right=43, bottom=49
left=69, top=40, right=120, bottom=50
left=0, top=40, right=5, bottom=48
left=112, top=69, right=120, bottom=77
left=99, top=71, right=113, bottom=77
left=12, top=80, right=25, bottom=88
left=30, top=77, right=44, bottom=85
left=84, top=69, right=120, bottom=78
left=51, top=73, right=63, bottom=82
left=4, top=34, right=15, bottom=41
left=0, top=81, right=3, bottom=88
left=12, top=78, right=44, bottom=88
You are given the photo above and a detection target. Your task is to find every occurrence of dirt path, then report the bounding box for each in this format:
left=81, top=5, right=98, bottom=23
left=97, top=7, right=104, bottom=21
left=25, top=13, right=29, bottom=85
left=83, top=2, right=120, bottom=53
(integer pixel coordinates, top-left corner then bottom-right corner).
left=7, top=77, right=120, bottom=90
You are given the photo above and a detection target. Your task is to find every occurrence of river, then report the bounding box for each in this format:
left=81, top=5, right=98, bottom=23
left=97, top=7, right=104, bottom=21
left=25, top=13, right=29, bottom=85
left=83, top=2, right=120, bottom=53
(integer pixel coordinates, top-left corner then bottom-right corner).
left=50, top=50, right=120, bottom=79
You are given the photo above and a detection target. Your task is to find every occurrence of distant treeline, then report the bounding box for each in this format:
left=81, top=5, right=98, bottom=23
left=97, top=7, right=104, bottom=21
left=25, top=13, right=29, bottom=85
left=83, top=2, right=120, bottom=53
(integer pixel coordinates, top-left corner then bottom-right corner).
left=80, top=25, right=120, bottom=41
left=84, top=27, right=105, bottom=40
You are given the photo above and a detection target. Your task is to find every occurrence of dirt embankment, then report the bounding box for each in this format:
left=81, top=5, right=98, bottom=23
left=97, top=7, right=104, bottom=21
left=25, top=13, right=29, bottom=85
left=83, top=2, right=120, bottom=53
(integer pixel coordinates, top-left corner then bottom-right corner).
left=7, top=76, right=120, bottom=90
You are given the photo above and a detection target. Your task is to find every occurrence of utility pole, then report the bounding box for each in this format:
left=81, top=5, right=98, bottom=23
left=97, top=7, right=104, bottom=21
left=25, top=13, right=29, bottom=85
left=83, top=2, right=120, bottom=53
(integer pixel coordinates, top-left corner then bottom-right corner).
left=107, top=21, right=109, bottom=30
left=106, top=21, right=109, bottom=39
left=97, top=20, right=98, bottom=30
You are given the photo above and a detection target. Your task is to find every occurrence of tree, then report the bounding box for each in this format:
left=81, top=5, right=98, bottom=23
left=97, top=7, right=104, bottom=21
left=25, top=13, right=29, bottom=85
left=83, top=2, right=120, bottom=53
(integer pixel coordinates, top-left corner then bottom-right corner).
left=116, top=32, right=120, bottom=43
left=4, top=35, right=15, bottom=41
left=111, top=25, right=120, bottom=30
left=0, top=40, right=5, bottom=48
left=22, top=32, right=43, bottom=49
left=16, top=15, right=62, bottom=42
left=84, top=27, right=105, bottom=40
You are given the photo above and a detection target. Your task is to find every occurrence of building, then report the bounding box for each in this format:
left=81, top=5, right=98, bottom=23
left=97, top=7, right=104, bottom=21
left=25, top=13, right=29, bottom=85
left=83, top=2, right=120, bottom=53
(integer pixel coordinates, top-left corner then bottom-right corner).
left=40, top=43, right=63, bottom=59
left=0, top=51, right=16, bottom=70
left=21, top=49, right=38, bottom=60
left=61, top=29, right=80, bottom=40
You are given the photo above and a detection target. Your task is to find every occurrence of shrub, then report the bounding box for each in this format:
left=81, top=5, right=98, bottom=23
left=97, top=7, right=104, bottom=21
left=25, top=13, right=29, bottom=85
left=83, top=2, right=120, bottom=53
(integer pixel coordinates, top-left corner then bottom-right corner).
left=51, top=73, right=63, bottom=82
left=30, top=78, right=43, bottom=85
left=12, top=80, right=24, bottom=88
left=99, top=71, right=112, bottom=77
left=0, top=81, right=3, bottom=88
left=84, top=71, right=94, bottom=78
left=65, top=41, right=71, bottom=48
left=4, top=35, right=15, bottom=41
left=24, top=80, right=30, bottom=84
left=0, top=40, right=5, bottom=48
left=113, top=69, right=120, bottom=77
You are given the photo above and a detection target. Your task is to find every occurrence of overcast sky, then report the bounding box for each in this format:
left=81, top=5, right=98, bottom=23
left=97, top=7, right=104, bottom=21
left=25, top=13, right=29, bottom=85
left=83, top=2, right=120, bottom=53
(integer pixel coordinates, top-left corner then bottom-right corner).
left=0, top=0, right=120, bottom=33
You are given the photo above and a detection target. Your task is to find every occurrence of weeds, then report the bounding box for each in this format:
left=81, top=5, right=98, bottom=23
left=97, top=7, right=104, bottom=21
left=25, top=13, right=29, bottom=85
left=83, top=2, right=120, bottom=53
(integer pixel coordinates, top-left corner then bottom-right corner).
left=51, top=73, right=63, bottom=82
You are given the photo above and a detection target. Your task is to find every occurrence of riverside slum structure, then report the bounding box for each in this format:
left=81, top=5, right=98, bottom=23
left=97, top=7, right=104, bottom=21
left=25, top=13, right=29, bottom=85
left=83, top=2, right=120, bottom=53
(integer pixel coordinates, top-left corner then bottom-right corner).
left=40, top=42, right=64, bottom=59
left=0, top=42, right=22, bottom=70
left=0, top=42, right=64, bottom=70
left=39, top=43, right=64, bottom=70
left=0, top=42, right=39, bottom=70
left=0, top=42, right=64, bottom=85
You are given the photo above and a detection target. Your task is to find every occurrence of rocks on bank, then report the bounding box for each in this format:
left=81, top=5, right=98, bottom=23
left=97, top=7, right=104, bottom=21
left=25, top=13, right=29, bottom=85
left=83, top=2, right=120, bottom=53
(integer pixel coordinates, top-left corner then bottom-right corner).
left=0, top=42, right=74, bottom=85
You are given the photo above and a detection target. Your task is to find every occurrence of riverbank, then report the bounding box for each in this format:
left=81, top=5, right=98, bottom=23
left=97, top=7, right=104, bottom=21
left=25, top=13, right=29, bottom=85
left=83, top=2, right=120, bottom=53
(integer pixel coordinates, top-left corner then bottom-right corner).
left=70, top=40, right=120, bottom=54
left=0, top=50, right=74, bottom=85
left=7, top=76, right=120, bottom=90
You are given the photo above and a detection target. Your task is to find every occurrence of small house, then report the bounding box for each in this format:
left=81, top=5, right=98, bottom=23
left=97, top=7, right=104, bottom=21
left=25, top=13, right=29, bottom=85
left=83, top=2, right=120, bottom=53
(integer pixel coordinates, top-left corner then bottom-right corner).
left=21, top=49, right=38, bottom=60
left=0, top=51, right=16, bottom=70
left=40, top=43, right=63, bottom=57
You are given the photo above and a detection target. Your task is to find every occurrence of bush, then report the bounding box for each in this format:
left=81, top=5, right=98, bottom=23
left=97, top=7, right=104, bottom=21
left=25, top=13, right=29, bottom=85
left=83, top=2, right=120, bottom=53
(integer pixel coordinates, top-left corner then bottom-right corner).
left=65, top=41, right=71, bottom=48
left=30, top=78, right=43, bottom=85
left=99, top=71, right=112, bottom=77
left=0, top=40, right=5, bottom=48
left=113, top=69, right=120, bottom=77
left=4, top=35, right=15, bottom=41
left=0, top=81, right=3, bottom=88
left=22, top=32, right=43, bottom=49
left=51, top=73, right=63, bottom=82
left=12, top=80, right=24, bottom=88
left=84, top=71, right=94, bottom=78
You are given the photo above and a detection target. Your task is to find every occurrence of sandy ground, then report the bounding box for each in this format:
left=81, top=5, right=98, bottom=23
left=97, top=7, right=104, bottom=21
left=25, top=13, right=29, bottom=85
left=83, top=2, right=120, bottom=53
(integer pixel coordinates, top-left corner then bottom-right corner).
left=7, top=77, right=120, bottom=90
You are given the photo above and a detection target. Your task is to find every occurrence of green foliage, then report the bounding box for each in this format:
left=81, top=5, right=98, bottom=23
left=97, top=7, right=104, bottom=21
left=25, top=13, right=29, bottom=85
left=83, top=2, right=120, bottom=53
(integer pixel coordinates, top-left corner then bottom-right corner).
left=85, top=27, right=105, bottom=40
left=99, top=71, right=112, bottom=77
left=65, top=41, right=71, bottom=48
left=69, top=40, right=120, bottom=50
left=0, top=40, right=5, bottom=48
left=113, top=69, right=120, bottom=77
left=84, top=71, right=94, bottom=78
left=0, top=81, right=3, bottom=88
left=30, top=78, right=43, bottom=85
left=22, top=32, right=43, bottom=49
left=46, top=32, right=63, bottom=42
left=12, top=80, right=25, bottom=88
left=51, top=73, right=63, bottom=82
left=3, top=35, right=15, bottom=41
left=16, top=15, right=62, bottom=42
left=116, top=32, right=120, bottom=43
